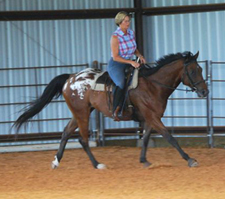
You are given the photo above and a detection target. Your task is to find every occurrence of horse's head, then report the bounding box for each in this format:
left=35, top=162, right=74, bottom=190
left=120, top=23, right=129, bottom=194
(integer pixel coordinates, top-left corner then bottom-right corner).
left=182, top=51, right=209, bottom=97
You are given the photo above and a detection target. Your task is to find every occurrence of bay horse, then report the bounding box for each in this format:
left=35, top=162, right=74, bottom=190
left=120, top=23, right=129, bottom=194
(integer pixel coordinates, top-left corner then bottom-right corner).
left=13, top=51, right=208, bottom=169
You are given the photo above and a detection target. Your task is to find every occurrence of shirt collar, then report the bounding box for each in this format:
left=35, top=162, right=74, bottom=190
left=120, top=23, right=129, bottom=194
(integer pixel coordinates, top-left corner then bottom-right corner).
left=117, top=27, right=131, bottom=36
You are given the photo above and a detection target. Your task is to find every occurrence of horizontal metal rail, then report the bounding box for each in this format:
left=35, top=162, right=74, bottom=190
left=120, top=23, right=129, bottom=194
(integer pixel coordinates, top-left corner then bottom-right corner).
left=0, top=118, right=71, bottom=124
left=0, top=64, right=88, bottom=71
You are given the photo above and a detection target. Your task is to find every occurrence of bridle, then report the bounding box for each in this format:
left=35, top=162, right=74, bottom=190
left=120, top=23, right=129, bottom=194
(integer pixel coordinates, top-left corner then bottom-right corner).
left=181, top=61, right=206, bottom=92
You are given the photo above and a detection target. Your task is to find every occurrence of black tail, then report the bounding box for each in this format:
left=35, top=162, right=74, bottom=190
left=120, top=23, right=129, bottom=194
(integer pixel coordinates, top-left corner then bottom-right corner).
left=13, top=74, right=70, bottom=132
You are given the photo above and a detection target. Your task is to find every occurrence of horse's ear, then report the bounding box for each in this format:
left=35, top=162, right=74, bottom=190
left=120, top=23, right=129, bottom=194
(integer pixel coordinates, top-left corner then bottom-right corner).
left=194, top=51, right=199, bottom=60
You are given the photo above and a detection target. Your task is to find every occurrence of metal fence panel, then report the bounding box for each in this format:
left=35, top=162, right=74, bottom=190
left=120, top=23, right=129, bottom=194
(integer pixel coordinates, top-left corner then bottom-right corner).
left=211, top=62, right=225, bottom=126
left=0, top=65, right=88, bottom=137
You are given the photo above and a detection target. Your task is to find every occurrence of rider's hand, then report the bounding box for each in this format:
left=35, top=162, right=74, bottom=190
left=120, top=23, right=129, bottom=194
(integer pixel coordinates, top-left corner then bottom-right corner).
left=130, top=61, right=140, bottom=68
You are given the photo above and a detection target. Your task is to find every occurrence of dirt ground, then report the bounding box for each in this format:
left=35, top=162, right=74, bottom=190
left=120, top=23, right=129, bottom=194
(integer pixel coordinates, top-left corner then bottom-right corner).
left=0, top=146, right=225, bottom=199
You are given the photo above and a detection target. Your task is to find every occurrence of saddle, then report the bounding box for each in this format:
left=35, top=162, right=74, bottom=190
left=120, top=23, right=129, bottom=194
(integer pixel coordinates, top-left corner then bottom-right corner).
left=93, top=67, right=139, bottom=117
left=94, top=67, right=139, bottom=92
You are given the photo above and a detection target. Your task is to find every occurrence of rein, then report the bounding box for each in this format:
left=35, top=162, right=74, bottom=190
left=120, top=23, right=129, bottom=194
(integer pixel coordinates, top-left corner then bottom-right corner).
left=150, top=79, right=193, bottom=92
left=141, top=62, right=204, bottom=93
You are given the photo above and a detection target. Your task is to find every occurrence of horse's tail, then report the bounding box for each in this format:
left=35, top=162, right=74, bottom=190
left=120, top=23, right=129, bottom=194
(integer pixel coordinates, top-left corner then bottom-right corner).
left=13, top=74, right=70, bottom=132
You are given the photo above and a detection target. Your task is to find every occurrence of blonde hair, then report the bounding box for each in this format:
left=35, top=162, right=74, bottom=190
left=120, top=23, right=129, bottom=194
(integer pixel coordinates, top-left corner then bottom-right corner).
left=115, top=11, right=131, bottom=26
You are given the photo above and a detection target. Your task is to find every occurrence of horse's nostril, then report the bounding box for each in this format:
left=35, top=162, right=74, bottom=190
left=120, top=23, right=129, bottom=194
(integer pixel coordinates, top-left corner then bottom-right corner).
left=202, top=89, right=209, bottom=96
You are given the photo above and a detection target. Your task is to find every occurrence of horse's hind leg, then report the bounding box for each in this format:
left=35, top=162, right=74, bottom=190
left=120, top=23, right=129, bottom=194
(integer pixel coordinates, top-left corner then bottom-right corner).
left=52, top=117, right=78, bottom=169
left=78, top=118, right=106, bottom=169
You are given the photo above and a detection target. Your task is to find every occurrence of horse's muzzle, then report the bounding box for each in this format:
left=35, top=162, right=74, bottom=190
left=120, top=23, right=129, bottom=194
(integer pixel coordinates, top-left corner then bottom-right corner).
left=197, top=89, right=209, bottom=98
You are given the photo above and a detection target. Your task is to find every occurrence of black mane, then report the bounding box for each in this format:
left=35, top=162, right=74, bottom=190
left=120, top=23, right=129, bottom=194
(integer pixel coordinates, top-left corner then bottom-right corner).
left=139, top=51, right=195, bottom=77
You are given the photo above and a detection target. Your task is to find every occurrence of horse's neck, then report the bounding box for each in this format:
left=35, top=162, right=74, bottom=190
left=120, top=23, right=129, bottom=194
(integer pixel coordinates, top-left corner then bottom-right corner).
left=150, top=60, right=183, bottom=97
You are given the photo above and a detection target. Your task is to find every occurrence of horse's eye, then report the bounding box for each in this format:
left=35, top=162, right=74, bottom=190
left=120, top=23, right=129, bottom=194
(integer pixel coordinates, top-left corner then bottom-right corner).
left=190, top=69, right=196, bottom=75
left=190, top=69, right=195, bottom=75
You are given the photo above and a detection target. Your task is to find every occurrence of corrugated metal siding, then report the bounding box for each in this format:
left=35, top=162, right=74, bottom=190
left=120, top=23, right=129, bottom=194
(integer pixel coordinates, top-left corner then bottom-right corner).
left=143, top=11, right=225, bottom=62
left=0, top=0, right=224, bottom=140
left=0, top=19, right=120, bottom=68
left=0, top=0, right=133, bottom=11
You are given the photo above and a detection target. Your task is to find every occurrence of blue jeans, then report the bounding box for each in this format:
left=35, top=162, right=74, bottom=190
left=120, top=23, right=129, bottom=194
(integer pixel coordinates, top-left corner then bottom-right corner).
left=107, top=58, right=130, bottom=89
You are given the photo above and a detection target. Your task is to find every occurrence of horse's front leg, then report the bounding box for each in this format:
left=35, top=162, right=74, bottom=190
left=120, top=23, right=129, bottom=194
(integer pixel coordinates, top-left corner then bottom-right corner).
left=140, top=123, right=152, bottom=167
left=151, top=118, right=198, bottom=167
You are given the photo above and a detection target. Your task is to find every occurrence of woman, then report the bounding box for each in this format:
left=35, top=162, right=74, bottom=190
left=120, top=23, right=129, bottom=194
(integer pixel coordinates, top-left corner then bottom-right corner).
left=107, top=11, right=146, bottom=121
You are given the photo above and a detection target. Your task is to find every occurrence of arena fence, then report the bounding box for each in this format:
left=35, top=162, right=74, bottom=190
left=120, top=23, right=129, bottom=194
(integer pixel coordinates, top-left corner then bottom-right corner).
left=0, top=61, right=224, bottom=148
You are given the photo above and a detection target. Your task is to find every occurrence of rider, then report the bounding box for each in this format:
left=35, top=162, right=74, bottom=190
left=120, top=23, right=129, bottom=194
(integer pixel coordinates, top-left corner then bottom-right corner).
left=107, top=11, right=146, bottom=121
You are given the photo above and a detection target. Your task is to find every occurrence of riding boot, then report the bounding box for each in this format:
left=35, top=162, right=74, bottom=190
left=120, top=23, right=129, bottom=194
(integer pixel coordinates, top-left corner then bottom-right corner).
left=113, top=106, right=121, bottom=121
left=112, top=86, right=124, bottom=121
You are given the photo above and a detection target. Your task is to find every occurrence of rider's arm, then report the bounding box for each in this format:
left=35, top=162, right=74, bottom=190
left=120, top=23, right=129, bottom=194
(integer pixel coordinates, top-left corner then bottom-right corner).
left=134, top=49, right=146, bottom=64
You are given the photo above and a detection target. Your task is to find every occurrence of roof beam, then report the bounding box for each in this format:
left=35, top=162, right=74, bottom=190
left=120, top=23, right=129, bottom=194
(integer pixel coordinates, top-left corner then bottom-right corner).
left=0, top=3, right=224, bottom=21
left=134, top=0, right=144, bottom=55
left=143, top=3, right=225, bottom=16
left=0, top=8, right=136, bottom=21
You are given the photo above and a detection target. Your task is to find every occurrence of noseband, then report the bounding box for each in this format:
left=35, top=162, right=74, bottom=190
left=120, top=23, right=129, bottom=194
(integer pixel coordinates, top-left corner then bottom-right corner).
left=182, top=61, right=206, bottom=92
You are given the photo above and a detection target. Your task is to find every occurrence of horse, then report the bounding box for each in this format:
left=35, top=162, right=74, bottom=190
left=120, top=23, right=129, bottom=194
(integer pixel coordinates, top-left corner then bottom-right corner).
left=13, top=51, right=209, bottom=169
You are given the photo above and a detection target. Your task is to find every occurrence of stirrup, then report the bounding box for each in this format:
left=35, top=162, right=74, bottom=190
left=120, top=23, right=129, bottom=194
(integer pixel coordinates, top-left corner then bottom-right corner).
left=113, top=108, right=132, bottom=121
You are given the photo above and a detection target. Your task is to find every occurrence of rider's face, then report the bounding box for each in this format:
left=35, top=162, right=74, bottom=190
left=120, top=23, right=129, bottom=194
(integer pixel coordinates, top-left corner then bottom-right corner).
left=120, top=16, right=131, bottom=30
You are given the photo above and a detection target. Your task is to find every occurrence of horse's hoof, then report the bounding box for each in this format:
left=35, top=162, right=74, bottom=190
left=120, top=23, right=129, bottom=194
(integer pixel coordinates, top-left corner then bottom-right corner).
left=97, top=164, right=107, bottom=169
left=52, top=162, right=58, bottom=169
left=143, top=161, right=152, bottom=168
left=52, top=156, right=59, bottom=169
left=188, top=158, right=198, bottom=167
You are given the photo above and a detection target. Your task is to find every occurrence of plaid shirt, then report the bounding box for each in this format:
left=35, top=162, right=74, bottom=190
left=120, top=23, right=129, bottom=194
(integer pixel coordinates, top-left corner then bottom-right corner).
left=112, top=27, right=137, bottom=60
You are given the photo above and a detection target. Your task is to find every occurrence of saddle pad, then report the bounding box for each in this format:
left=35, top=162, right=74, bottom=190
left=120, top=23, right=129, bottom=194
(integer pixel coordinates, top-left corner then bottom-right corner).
left=72, top=68, right=138, bottom=93
left=128, top=68, right=139, bottom=90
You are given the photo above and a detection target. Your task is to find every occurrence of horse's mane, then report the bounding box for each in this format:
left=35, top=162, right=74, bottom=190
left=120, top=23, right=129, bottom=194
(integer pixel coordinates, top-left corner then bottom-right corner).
left=139, top=51, right=195, bottom=77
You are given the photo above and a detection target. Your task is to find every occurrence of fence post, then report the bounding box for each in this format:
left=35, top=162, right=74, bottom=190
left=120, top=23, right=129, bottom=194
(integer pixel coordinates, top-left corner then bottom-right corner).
left=207, top=60, right=214, bottom=147
left=91, top=61, right=106, bottom=146
left=98, top=62, right=105, bottom=146
left=91, top=61, right=100, bottom=145
left=34, top=67, right=41, bottom=133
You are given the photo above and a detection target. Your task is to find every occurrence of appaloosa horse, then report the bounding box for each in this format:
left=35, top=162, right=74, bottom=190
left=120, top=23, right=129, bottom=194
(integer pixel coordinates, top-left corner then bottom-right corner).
left=13, top=51, right=208, bottom=169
